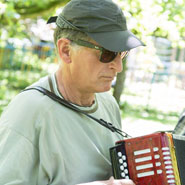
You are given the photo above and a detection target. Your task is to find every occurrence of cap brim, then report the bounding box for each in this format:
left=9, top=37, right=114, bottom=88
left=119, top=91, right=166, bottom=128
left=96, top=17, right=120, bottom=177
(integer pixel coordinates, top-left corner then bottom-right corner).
left=87, top=30, right=145, bottom=52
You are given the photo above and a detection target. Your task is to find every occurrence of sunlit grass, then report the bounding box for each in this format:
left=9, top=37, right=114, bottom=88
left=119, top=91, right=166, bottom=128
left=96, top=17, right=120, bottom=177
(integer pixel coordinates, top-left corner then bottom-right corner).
left=120, top=102, right=179, bottom=125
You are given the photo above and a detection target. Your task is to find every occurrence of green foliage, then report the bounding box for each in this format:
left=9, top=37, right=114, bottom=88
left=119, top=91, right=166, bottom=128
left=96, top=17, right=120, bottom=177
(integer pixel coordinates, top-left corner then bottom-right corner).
left=1, top=0, right=185, bottom=46
left=0, top=0, right=70, bottom=41
left=1, top=0, right=185, bottom=122
left=2, top=0, right=69, bottom=18
left=116, top=0, right=185, bottom=47
left=0, top=46, right=56, bottom=115
left=0, top=69, right=47, bottom=115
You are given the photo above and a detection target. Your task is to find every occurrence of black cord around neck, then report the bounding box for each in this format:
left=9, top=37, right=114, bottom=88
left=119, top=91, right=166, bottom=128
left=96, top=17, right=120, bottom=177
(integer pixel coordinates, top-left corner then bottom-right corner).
left=22, top=86, right=131, bottom=138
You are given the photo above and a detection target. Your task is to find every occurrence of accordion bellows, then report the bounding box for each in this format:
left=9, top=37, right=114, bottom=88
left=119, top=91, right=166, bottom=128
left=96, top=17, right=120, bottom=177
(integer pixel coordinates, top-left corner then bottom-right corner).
left=110, top=132, right=185, bottom=185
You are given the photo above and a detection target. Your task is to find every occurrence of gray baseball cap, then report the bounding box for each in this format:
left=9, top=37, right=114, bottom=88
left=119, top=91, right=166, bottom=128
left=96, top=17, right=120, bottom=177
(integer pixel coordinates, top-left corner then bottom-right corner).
left=47, top=0, right=145, bottom=52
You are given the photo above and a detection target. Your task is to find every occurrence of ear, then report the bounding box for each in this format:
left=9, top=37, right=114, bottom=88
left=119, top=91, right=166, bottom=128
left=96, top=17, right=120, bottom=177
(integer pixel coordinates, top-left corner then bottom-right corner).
left=57, top=38, right=71, bottom=63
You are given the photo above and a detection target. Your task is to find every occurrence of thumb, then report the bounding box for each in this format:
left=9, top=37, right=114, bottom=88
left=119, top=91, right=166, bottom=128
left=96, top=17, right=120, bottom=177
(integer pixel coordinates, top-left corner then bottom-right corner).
left=108, top=176, right=114, bottom=182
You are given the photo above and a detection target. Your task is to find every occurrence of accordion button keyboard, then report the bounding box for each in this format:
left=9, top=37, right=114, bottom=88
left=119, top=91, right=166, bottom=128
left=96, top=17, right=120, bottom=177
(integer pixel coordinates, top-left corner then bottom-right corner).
left=111, top=145, right=130, bottom=180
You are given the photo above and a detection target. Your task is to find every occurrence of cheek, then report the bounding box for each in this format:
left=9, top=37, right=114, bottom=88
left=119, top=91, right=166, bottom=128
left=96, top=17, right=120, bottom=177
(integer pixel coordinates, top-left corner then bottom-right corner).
left=71, top=49, right=107, bottom=83
left=70, top=61, right=96, bottom=83
left=82, top=66, right=99, bottom=82
left=78, top=59, right=102, bottom=80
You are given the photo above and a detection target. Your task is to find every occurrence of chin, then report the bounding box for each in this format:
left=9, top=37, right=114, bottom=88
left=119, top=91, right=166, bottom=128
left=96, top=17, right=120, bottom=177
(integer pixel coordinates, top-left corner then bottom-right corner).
left=96, top=85, right=112, bottom=93
left=93, top=81, right=112, bottom=93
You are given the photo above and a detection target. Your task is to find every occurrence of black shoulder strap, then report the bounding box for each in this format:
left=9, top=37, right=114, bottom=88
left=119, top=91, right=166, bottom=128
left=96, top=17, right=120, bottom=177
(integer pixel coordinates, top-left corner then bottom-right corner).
left=22, top=86, right=131, bottom=138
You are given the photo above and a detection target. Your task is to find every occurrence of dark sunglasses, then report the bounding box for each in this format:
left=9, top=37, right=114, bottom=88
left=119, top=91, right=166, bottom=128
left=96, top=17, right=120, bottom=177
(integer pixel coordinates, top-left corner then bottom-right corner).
left=69, top=39, right=129, bottom=63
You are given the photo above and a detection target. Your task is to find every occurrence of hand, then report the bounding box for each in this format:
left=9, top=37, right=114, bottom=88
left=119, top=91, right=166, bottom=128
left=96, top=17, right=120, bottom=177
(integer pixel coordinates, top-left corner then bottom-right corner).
left=78, top=176, right=136, bottom=185
left=100, top=176, right=135, bottom=185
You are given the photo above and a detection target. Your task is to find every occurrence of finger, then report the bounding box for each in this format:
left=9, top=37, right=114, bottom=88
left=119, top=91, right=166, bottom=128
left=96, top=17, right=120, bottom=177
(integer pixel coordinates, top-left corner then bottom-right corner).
left=109, top=176, right=114, bottom=181
left=118, top=179, right=136, bottom=185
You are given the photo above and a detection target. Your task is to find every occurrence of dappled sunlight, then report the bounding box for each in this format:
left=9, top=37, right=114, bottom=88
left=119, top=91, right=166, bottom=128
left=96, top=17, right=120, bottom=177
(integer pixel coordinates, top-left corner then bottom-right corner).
left=122, top=117, right=175, bottom=137
left=123, top=79, right=185, bottom=114
left=1, top=0, right=185, bottom=126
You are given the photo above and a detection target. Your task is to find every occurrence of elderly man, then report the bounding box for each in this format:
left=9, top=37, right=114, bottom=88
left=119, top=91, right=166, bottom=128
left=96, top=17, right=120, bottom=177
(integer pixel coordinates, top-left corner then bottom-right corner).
left=0, top=0, right=144, bottom=184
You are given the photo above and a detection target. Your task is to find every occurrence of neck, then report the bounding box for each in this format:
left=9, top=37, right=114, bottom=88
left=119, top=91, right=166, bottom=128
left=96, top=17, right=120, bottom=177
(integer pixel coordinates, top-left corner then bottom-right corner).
left=55, top=70, right=95, bottom=107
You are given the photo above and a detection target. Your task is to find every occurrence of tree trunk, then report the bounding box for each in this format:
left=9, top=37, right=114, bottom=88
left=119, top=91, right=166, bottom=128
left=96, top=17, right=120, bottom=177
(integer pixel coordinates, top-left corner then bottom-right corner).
left=113, top=59, right=127, bottom=105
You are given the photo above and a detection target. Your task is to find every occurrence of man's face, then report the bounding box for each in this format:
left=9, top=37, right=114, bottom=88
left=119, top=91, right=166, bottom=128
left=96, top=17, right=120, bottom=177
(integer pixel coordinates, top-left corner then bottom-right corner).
left=69, top=41, right=123, bottom=94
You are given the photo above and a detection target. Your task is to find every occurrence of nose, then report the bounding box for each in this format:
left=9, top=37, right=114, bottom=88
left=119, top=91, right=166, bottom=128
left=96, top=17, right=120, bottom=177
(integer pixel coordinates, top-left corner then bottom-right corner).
left=109, top=54, right=123, bottom=73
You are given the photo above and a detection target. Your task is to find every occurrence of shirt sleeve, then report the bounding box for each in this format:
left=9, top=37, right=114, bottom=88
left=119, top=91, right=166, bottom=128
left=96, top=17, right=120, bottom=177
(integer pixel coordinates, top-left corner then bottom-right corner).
left=0, top=125, right=39, bottom=185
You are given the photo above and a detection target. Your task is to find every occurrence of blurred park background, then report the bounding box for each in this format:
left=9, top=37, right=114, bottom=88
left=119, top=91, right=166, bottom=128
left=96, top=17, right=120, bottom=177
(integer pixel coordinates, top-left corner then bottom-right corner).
left=0, top=0, right=185, bottom=136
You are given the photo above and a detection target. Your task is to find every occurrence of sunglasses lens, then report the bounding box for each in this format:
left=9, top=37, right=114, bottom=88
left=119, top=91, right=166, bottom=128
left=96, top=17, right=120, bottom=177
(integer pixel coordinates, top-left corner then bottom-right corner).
left=100, top=50, right=129, bottom=63
left=100, top=49, right=117, bottom=63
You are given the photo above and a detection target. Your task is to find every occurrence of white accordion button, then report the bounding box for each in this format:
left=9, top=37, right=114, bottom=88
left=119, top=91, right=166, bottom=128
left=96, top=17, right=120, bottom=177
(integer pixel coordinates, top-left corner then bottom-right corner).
left=154, top=154, right=160, bottom=159
left=155, top=162, right=161, bottom=167
left=164, top=161, right=172, bottom=165
left=167, top=175, right=175, bottom=179
left=165, top=165, right=173, bottom=169
left=119, top=159, right=123, bottom=164
left=120, top=165, right=124, bottom=171
left=123, top=162, right=127, bottom=167
left=167, top=180, right=175, bottom=183
left=166, top=170, right=173, bottom=174
left=163, top=151, right=170, bottom=155
left=157, top=170, right=162, bottom=174
left=153, top=147, right=159, bottom=152
left=121, top=172, right=125, bottom=177
left=164, top=156, right=171, bottom=160
left=124, top=169, right=128, bottom=174
left=162, top=147, right=170, bottom=151
left=122, top=155, right=126, bottom=160
left=117, top=152, right=122, bottom=157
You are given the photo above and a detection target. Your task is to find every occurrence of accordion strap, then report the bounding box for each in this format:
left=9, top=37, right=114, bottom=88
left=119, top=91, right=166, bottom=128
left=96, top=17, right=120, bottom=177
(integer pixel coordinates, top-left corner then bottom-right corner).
left=22, top=86, right=130, bottom=138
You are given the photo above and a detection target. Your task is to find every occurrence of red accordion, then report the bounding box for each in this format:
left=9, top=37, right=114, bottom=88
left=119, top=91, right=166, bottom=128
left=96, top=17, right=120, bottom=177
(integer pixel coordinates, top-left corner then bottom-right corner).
left=110, top=132, right=185, bottom=185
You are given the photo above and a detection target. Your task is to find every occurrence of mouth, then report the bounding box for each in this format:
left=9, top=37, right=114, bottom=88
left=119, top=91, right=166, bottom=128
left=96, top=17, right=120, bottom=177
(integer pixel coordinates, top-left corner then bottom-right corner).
left=101, top=76, right=115, bottom=81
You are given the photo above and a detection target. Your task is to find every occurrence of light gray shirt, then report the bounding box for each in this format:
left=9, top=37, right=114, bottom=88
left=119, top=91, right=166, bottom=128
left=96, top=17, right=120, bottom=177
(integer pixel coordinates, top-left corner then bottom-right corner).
left=0, top=74, right=123, bottom=185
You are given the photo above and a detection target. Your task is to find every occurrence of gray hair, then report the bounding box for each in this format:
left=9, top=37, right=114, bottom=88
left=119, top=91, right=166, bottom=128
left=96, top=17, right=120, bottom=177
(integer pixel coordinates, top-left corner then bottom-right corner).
left=54, top=27, right=91, bottom=51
